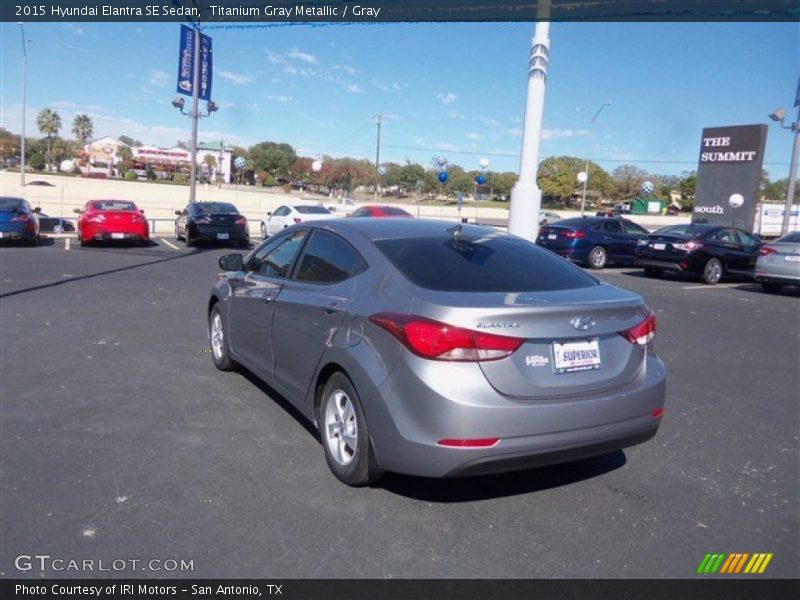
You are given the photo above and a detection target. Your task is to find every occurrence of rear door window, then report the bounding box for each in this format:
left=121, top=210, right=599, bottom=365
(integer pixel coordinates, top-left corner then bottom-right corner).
left=597, top=221, right=623, bottom=234
left=375, top=233, right=597, bottom=292
left=295, top=231, right=365, bottom=284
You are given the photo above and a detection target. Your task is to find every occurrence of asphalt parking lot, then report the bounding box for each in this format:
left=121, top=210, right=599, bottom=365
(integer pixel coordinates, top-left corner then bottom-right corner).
left=0, top=235, right=798, bottom=579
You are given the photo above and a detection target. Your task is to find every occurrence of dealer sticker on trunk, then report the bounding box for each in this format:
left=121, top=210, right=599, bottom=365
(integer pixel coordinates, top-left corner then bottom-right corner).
left=553, top=339, right=601, bottom=373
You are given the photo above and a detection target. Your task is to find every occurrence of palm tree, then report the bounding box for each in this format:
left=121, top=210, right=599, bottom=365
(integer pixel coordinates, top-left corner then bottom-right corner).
left=203, top=154, right=218, bottom=179
left=72, top=114, right=93, bottom=146
left=36, top=108, right=62, bottom=171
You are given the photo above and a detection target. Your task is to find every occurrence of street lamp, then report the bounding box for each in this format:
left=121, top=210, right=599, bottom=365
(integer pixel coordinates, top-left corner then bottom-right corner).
left=769, top=98, right=799, bottom=236
left=18, top=22, right=28, bottom=187
left=580, top=101, right=613, bottom=216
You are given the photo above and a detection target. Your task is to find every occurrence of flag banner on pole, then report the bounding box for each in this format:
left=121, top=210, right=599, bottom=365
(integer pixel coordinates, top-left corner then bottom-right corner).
left=176, top=24, right=212, bottom=100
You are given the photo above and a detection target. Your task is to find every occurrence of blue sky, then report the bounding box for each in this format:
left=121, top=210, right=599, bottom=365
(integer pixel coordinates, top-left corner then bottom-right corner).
left=1, top=21, right=797, bottom=178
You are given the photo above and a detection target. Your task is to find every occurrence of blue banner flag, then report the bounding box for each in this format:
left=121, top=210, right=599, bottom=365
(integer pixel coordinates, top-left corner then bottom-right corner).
left=795, top=77, right=800, bottom=107
left=176, top=24, right=212, bottom=101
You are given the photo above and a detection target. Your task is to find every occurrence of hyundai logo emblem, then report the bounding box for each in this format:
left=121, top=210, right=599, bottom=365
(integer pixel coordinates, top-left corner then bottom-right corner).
left=571, top=315, right=595, bottom=331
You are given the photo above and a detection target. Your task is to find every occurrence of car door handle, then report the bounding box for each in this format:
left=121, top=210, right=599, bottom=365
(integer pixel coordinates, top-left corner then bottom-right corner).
left=323, top=302, right=341, bottom=315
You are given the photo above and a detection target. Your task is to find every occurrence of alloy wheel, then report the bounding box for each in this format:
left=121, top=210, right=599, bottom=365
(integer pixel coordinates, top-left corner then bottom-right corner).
left=210, top=312, right=224, bottom=361
left=324, top=390, right=358, bottom=466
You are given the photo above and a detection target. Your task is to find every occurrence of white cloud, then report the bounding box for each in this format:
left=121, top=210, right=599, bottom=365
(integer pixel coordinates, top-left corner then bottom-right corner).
left=266, top=50, right=285, bottom=64
left=465, top=132, right=480, bottom=140
left=480, top=117, right=501, bottom=127
left=343, top=83, right=363, bottom=94
left=445, top=109, right=464, bottom=120
left=288, top=48, right=318, bottom=64
left=436, top=92, right=458, bottom=105
left=217, top=69, right=255, bottom=85
left=334, top=64, right=357, bottom=75
left=266, top=94, right=292, bottom=103
left=65, top=24, right=85, bottom=36
left=507, top=128, right=523, bottom=137
left=148, top=69, right=168, bottom=88
left=541, top=128, right=590, bottom=141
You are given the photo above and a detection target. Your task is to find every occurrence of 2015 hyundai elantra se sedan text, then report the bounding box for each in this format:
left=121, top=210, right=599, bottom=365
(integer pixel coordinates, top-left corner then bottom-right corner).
left=208, top=219, right=666, bottom=486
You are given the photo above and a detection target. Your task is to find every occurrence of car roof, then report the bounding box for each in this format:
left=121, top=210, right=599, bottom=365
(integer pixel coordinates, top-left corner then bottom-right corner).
left=320, top=217, right=501, bottom=242
left=554, top=216, right=610, bottom=228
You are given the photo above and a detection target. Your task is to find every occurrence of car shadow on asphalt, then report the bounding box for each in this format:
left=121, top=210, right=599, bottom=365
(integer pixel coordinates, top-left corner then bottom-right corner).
left=0, top=237, right=56, bottom=247
left=377, top=451, right=627, bottom=502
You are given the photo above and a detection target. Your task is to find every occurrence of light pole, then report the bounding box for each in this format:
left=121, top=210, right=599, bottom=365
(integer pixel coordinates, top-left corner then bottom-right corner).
left=172, top=95, right=218, bottom=201
left=18, top=22, right=28, bottom=187
left=769, top=103, right=799, bottom=235
left=580, top=101, right=612, bottom=216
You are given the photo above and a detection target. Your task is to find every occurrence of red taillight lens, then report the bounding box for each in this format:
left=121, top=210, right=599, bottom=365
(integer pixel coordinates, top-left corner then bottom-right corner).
left=538, top=227, right=548, bottom=237
left=235, top=217, right=247, bottom=226
left=194, top=217, right=211, bottom=224
left=563, top=229, right=586, bottom=239
left=86, top=214, right=105, bottom=223
left=621, top=311, right=657, bottom=346
left=437, top=438, right=500, bottom=448
left=11, top=213, right=31, bottom=222
left=759, top=246, right=776, bottom=256
left=369, top=313, right=524, bottom=361
left=293, top=217, right=303, bottom=224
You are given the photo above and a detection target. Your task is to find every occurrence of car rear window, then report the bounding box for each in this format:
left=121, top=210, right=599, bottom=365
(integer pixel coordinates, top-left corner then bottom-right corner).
left=0, top=197, right=26, bottom=211
left=776, top=232, right=800, bottom=244
left=91, top=200, right=136, bottom=211
left=382, top=206, right=411, bottom=216
left=295, top=205, right=331, bottom=215
left=375, top=233, right=597, bottom=292
left=195, top=202, right=238, bottom=214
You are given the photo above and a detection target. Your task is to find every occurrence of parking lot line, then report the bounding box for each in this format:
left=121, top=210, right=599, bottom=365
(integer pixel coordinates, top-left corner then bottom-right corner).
left=681, top=283, right=744, bottom=290
left=159, top=238, right=180, bottom=250
left=64, top=238, right=70, bottom=251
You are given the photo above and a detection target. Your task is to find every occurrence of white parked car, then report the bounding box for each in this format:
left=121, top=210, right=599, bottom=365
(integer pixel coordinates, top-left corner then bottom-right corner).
left=260, top=204, right=336, bottom=238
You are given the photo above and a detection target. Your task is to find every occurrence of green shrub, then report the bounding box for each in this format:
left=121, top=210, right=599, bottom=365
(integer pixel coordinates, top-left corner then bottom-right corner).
left=30, top=153, right=45, bottom=171
left=124, top=172, right=138, bottom=181
left=173, top=173, right=187, bottom=184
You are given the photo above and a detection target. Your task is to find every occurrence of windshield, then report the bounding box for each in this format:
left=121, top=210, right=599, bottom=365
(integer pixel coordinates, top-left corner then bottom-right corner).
left=375, top=233, right=597, bottom=292
left=90, top=200, right=137, bottom=211
left=654, top=224, right=713, bottom=237
left=194, top=203, right=238, bottom=215
left=295, top=205, right=331, bottom=215
left=0, top=197, right=26, bottom=211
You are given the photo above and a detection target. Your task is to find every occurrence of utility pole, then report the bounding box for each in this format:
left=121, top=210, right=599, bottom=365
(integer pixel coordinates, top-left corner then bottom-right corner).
left=782, top=105, right=799, bottom=235
left=580, top=101, right=613, bottom=216
left=18, top=23, right=27, bottom=187
left=188, top=24, right=201, bottom=203
left=508, top=18, right=550, bottom=241
left=374, top=114, right=382, bottom=170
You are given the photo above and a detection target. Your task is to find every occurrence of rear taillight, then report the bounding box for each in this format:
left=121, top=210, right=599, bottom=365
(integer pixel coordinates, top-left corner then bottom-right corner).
left=538, top=227, right=548, bottom=237
left=11, top=213, right=31, bottom=222
left=674, top=241, right=702, bottom=251
left=369, top=313, right=524, bottom=362
left=293, top=217, right=303, bottom=224
left=759, top=246, right=776, bottom=256
left=194, top=216, right=211, bottom=224
left=132, top=214, right=146, bottom=223
left=437, top=438, right=500, bottom=448
left=563, top=230, right=585, bottom=239
left=235, top=217, right=247, bottom=226
left=620, top=311, right=657, bottom=346
left=86, top=214, right=105, bottom=223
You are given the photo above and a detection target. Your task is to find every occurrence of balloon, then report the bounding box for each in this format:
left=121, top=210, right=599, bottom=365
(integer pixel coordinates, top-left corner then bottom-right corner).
left=438, top=171, right=449, bottom=184
left=475, top=174, right=486, bottom=185
left=234, top=156, right=246, bottom=169
left=311, top=160, right=322, bottom=172
left=479, top=157, right=490, bottom=169
left=60, top=160, right=75, bottom=172
left=576, top=171, right=588, bottom=184
left=640, top=180, right=655, bottom=195
left=728, top=193, right=744, bottom=208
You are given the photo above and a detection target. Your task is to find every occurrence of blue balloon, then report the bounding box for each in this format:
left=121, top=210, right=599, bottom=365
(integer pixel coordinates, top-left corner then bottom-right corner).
left=476, top=174, right=486, bottom=185
left=438, top=171, right=449, bottom=184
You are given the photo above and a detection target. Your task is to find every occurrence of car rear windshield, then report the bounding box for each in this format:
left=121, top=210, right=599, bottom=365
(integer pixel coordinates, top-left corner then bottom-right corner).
left=655, top=224, right=713, bottom=237
left=295, top=205, right=330, bottom=215
left=195, top=203, right=238, bottom=214
left=0, top=197, right=25, bottom=211
left=91, top=200, right=136, bottom=211
left=375, top=234, right=598, bottom=292
left=382, top=206, right=411, bottom=216
left=776, top=232, right=800, bottom=244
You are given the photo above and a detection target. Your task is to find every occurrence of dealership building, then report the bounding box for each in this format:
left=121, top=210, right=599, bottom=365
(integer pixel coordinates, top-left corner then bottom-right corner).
left=83, top=136, right=233, bottom=183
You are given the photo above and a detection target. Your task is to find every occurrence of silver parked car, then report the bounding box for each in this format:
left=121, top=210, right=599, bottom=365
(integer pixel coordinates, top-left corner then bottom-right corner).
left=755, top=231, right=800, bottom=293
left=208, top=219, right=666, bottom=485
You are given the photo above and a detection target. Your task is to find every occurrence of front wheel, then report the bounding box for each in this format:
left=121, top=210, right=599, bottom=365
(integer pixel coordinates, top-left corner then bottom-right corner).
left=208, top=304, right=234, bottom=371
left=320, top=373, right=383, bottom=486
left=761, top=281, right=782, bottom=294
left=588, top=245, right=608, bottom=269
left=702, top=258, right=723, bottom=285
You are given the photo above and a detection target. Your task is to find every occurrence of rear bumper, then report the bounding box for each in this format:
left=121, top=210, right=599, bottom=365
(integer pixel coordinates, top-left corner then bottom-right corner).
left=0, top=225, right=36, bottom=241
left=634, top=258, right=685, bottom=272
left=366, top=353, right=666, bottom=478
left=82, top=223, right=149, bottom=241
left=755, top=273, right=800, bottom=285
left=191, top=226, right=249, bottom=243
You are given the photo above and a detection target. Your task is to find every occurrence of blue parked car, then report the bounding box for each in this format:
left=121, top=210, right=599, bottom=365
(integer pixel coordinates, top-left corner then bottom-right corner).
left=536, top=216, right=650, bottom=269
left=0, top=197, right=40, bottom=246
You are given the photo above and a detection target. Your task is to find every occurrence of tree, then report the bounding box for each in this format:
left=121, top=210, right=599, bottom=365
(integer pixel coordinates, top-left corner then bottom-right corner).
left=395, top=162, right=427, bottom=196
left=248, top=141, right=297, bottom=179
left=679, top=172, right=697, bottom=208
left=117, top=145, right=134, bottom=174
left=611, top=164, right=649, bottom=200
left=0, top=128, right=21, bottom=161
left=537, top=156, right=613, bottom=206
left=36, top=108, right=62, bottom=170
left=29, top=152, right=45, bottom=171
left=203, top=154, right=218, bottom=178
left=71, top=114, right=93, bottom=146
left=118, top=135, right=142, bottom=147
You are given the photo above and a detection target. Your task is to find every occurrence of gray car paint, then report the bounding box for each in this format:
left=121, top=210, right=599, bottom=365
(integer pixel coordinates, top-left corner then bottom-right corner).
left=209, top=219, right=667, bottom=478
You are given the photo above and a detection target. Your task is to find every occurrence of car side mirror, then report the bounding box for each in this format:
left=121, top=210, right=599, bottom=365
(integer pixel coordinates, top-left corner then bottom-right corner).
left=140, top=209, right=145, bottom=214
left=267, top=211, right=272, bottom=217
left=218, top=253, right=244, bottom=272
left=175, top=210, right=182, bottom=216
left=33, top=207, right=42, bottom=213
left=73, top=208, right=82, bottom=214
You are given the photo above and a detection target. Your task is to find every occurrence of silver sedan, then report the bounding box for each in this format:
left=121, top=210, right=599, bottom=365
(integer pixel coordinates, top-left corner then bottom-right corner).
left=755, top=231, right=800, bottom=293
left=207, top=219, right=666, bottom=485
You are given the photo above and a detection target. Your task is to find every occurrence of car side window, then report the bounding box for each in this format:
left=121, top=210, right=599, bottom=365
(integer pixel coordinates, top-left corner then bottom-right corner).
left=250, top=230, right=307, bottom=278
left=599, top=221, right=623, bottom=233
left=351, top=207, right=367, bottom=217
left=274, top=206, right=289, bottom=217
left=734, top=230, right=758, bottom=247
left=710, top=229, right=736, bottom=243
left=623, top=221, right=648, bottom=236
left=295, top=231, right=365, bottom=284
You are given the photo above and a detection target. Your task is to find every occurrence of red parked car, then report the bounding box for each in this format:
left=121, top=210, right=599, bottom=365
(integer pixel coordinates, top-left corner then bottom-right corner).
left=350, top=205, right=413, bottom=218
left=75, top=199, right=149, bottom=246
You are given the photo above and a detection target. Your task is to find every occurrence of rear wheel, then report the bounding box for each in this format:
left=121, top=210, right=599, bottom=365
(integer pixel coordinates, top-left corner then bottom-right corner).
left=588, top=246, right=608, bottom=269
left=702, top=258, right=723, bottom=285
left=320, top=372, right=383, bottom=486
left=185, top=230, right=195, bottom=247
left=208, top=304, right=234, bottom=371
left=644, top=267, right=663, bottom=278
left=761, top=281, right=782, bottom=294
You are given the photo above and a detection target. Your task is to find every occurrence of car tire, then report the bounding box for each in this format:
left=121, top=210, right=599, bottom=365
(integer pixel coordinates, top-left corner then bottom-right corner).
left=185, top=232, right=195, bottom=247
left=175, top=225, right=183, bottom=241
left=208, top=304, right=234, bottom=371
left=78, top=233, right=88, bottom=247
left=702, top=258, right=723, bottom=285
left=588, top=246, right=608, bottom=269
left=260, top=222, right=267, bottom=239
left=761, top=281, right=782, bottom=294
left=319, top=372, right=383, bottom=487
left=644, top=267, right=663, bottom=278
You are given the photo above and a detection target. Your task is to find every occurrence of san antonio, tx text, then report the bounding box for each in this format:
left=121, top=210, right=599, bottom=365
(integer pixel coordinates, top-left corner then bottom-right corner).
left=15, top=584, right=280, bottom=596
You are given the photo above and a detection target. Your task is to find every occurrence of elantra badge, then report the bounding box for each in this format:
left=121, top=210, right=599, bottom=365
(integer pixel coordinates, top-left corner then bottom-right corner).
left=571, top=315, right=595, bottom=331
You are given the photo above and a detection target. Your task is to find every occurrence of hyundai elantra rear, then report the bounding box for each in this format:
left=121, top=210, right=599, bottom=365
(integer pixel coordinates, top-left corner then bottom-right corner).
left=209, top=219, right=666, bottom=485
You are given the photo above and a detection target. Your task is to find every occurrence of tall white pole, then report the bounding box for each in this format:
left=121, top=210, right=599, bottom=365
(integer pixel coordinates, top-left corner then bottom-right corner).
left=188, top=26, right=201, bottom=203
left=781, top=105, right=799, bottom=236
left=18, top=23, right=27, bottom=188
left=508, top=21, right=550, bottom=241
